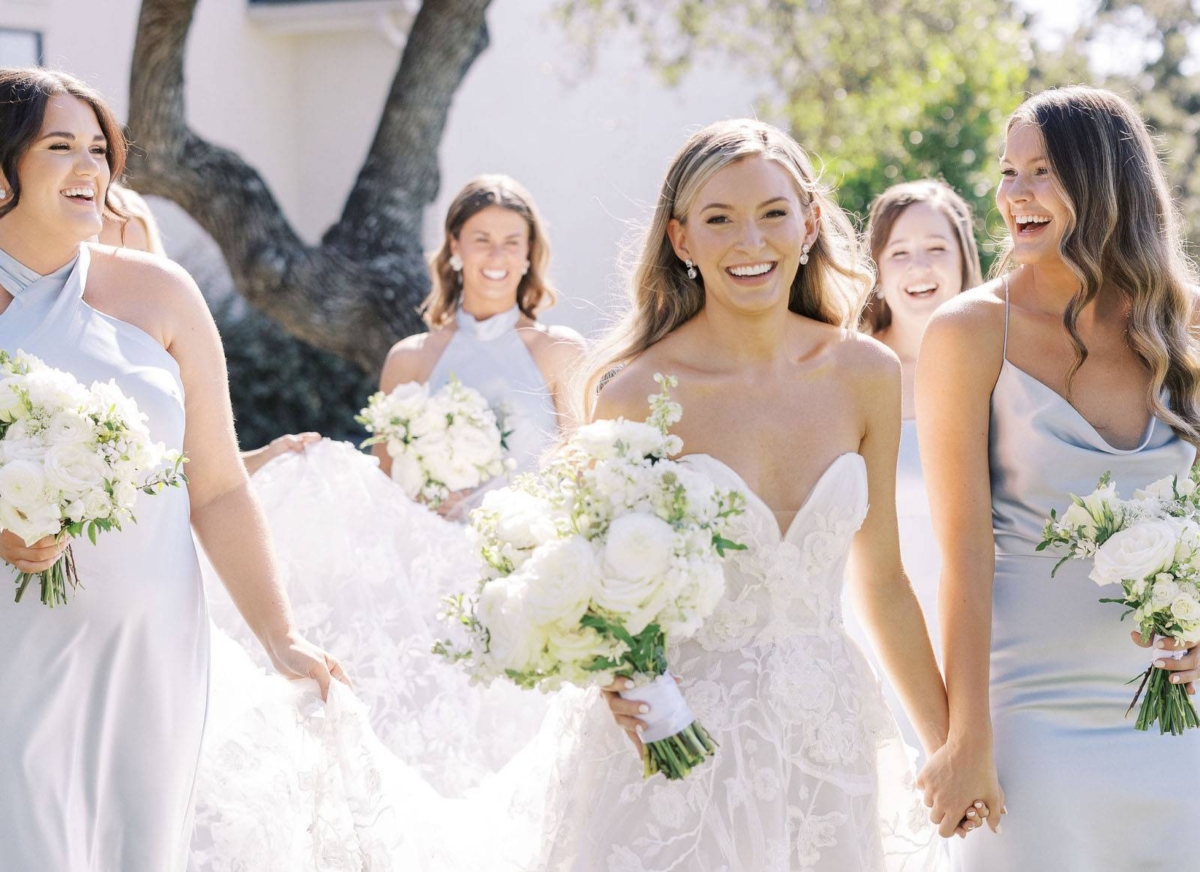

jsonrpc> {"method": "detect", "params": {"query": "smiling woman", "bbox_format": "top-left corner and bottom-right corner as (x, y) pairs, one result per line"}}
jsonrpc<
(0, 67), (344, 872)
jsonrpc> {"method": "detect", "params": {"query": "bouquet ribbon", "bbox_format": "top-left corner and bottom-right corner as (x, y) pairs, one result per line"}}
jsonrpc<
(1149, 641), (1189, 666)
(621, 675), (696, 743)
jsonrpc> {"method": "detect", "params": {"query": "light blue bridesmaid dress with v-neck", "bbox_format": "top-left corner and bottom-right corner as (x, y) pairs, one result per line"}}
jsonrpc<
(0, 244), (208, 872)
(953, 282), (1200, 871)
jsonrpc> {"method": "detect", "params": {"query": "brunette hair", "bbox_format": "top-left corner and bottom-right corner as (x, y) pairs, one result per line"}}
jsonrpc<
(422, 174), (555, 328)
(0, 67), (127, 221)
(860, 179), (982, 334)
(998, 86), (1200, 444)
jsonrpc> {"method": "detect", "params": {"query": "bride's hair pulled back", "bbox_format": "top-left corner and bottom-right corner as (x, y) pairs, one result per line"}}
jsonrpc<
(577, 119), (872, 418)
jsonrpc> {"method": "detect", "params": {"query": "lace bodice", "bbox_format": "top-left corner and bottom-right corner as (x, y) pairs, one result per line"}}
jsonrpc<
(686, 452), (869, 650)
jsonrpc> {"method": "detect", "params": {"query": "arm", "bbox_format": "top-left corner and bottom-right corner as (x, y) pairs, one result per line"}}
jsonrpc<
(914, 298), (1006, 835)
(156, 262), (345, 695)
(845, 344), (949, 755)
(241, 432), (322, 476)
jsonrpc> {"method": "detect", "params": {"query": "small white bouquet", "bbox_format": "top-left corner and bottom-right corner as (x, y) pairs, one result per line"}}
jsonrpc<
(437, 374), (746, 780)
(0, 350), (187, 607)
(357, 375), (511, 509)
(1039, 470), (1200, 734)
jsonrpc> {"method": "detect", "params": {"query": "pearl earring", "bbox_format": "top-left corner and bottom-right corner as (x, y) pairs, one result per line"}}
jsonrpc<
(449, 254), (463, 272)
(522, 261), (530, 276)
(684, 258), (698, 280)
(0, 188), (7, 199)
(799, 244), (810, 266)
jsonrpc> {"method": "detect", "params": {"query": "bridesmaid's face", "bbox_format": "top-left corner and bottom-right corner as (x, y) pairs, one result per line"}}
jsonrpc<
(450, 205), (531, 310)
(668, 155), (816, 316)
(7, 95), (110, 245)
(997, 121), (1070, 266)
(876, 202), (963, 331)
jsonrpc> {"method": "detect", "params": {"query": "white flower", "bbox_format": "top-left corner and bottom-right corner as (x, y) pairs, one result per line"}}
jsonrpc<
(43, 443), (108, 497)
(1082, 482), (1120, 518)
(1180, 478), (1198, 498)
(0, 377), (26, 423)
(1061, 502), (1097, 537)
(484, 489), (556, 550)
(522, 535), (600, 625)
(1151, 577), (1181, 611)
(1134, 476), (1178, 502)
(603, 513), (676, 582)
(1089, 520), (1178, 587)
(545, 622), (625, 672)
(0, 459), (49, 511)
(0, 499), (60, 545)
(388, 446), (425, 499)
(113, 481), (138, 511)
(572, 419), (667, 461)
(43, 409), (93, 447)
(81, 489), (112, 520)
(1170, 593), (1200, 623)
(476, 575), (546, 673)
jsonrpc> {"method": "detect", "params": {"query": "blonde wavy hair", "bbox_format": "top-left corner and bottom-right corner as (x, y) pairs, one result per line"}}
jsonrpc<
(997, 86), (1200, 444)
(860, 179), (983, 334)
(422, 174), (556, 328)
(578, 119), (873, 418)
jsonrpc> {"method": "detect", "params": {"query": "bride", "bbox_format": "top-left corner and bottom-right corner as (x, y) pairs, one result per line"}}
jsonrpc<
(534, 119), (983, 870)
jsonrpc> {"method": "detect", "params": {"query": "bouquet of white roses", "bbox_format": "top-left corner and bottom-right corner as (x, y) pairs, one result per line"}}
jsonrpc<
(357, 375), (511, 509)
(0, 350), (187, 607)
(437, 374), (746, 780)
(1039, 470), (1200, 734)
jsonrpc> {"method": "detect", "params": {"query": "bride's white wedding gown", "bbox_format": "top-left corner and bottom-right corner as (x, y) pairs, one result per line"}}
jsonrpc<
(534, 453), (940, 871)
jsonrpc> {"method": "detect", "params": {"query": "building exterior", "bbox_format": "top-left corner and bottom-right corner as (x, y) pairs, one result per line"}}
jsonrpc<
(0, 0), (763, 335)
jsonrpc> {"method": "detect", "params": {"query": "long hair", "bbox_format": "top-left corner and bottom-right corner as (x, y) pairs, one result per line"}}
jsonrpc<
(0, 67), (127, 222)
(996, 86), (1200, 444)
(422, 174), (556, 328)
(860, 179), (983, 334)
(578, 119), (873, 418)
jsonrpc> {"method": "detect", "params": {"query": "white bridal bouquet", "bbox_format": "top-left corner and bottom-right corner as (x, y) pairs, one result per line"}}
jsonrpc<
(357, 375), (511, 509)
(437, 374), (746, 780)
(0, 350), (187, 607)
(1039, 471), (1200, 734)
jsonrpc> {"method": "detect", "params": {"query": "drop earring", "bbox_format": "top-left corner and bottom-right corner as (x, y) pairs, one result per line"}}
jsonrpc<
(799, 244), (810, 266)
(684, 258), (698, 280)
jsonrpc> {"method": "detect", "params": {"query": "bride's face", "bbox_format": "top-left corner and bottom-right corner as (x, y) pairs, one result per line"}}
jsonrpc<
(668, 155), (815, 316)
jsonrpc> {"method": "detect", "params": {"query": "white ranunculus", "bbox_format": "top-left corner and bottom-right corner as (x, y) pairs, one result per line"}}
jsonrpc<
(1089, 520), (1179, 587)
(522, 535), (600, 625)
(1134, 476), (1178, 502)
(1170, 593), (1200, 623)
(1151, 577), (1182, 611)
(1180, 477), (1198, 498)
(113, 481), (138, 511)
(573, 419), (667, 461)
(81, 489), (112, 520)
(384, 381), (430, 419)
(1060, 502), (1097, 536)
(0, 499), (61, 546)
(545, 623), (626, 673)
(88, 379), (144, 430)
(0, 459), (49, 511)
(44, 410), (93, 447)
(0, 377), (26, 423)
(43, 443), (108, 497)
(484, 489), (556, 550)
(603, 512), (676, 582)
(409, 405), (450, 440)
(388, 446), (426, 499)
(592, 571), (669, 634)
(25, 368), (88, 412)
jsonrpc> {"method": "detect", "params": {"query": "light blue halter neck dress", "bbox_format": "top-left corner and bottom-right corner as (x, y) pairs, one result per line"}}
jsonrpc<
(0, 244), (208, 872)
(427, 305), (559, 474)
(953, 282), (1200, 871)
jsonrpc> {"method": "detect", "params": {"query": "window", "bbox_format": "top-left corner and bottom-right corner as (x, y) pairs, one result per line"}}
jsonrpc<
(0, 28), (42, 67)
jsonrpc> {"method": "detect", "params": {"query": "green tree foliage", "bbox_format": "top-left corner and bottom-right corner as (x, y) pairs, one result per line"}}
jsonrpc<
(556, 0), (1033, 260)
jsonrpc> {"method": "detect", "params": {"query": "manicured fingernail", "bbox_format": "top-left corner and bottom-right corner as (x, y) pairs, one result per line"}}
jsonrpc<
(635, 724), (644, 733)
(1156, 640), (1166, 649)
(1172, 675), (1181, 683)
(638, 704), (650, 714)
(624, 679), (634, 690)
(1155, 660), (1167, 668)
(967, 810), (976, 818)
(974, 801), (984, 808)
(966, 824), (975, 831)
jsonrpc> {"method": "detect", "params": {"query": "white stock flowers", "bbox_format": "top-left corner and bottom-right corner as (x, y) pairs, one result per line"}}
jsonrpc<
(1039, 470), (1200, 734)
(357, 374), (512, 508)
(437, 374), (747, 781)
(0, 350), (187, 607)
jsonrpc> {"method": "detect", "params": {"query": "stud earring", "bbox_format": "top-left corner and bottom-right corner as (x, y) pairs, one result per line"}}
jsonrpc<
(522, 261), (530, 276)
(449, 254), (463, 272)
(799, 244), (810, 266)
(0, 188), (7, 199)
(684, 258), (698, 280)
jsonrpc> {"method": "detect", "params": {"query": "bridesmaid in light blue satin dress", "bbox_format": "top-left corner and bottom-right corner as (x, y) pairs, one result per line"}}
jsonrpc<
(0, 69), (342, 872)
(917, 86), (1200, 870)
(849, 180), (983, 764)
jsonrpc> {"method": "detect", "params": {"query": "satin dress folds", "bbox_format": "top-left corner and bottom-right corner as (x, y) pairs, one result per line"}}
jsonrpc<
(0, 245), (208, 872)
(953, 291), (1200, 871)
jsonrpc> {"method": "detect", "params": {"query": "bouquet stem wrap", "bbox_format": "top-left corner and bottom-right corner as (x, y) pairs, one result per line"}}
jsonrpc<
(621, 675), (716, 779)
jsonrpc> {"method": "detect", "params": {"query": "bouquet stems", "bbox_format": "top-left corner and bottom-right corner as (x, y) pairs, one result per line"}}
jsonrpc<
(13, 545), (78, 608)
(642, 720), (718, 780)
(1130, 665), (1200, 735)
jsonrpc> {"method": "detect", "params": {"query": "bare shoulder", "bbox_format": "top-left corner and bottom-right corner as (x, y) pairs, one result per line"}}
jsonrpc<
(593, 351), (671, 423)
(925, 279), (1006, 342)
(379, 328), (451, 388)
(86, 244), (204, 330)
(89, 243), (195, 296)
